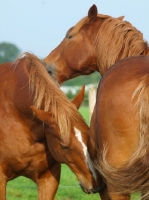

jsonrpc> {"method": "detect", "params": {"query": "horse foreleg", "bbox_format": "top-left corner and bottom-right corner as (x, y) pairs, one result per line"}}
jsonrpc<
(37, 163), (61, 200)
(0, 183), (6, 200)
(109, 193), (130, 200)
(0, 169), (6, 200)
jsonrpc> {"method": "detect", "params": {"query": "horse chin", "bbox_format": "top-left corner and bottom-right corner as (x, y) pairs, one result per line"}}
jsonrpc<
(79, 180), (106, 194)
(79, 184), (99, 194)
(79, 184), (91, 194)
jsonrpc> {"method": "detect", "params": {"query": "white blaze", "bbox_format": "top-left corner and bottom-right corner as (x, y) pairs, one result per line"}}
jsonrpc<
(75, 127), (87, 157)
(74, 127), (97, 180)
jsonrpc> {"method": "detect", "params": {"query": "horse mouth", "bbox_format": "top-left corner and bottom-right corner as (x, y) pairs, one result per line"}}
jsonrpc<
(79, 180), (106, 194)
(79, 184), (98, 194)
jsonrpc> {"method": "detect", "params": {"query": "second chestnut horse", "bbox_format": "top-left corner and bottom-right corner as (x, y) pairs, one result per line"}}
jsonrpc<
(93, 55), (149, 200)
(43, 4), (149, 199)
(0, 53), (100, 200)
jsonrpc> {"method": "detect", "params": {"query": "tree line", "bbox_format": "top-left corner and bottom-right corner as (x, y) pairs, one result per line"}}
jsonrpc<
(0, 42), (21, 64)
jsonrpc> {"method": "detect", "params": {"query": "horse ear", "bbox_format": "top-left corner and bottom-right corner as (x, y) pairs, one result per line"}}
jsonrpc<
(30, 106), (60, 137)
(30, 106), (54, 124)
(117, 16), (125, 21)
(72, 86), (85, 109)
(88, 4), (98, 21)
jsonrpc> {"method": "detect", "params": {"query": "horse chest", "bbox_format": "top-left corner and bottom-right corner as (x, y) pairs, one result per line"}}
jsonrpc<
(0, 113), (50, 179)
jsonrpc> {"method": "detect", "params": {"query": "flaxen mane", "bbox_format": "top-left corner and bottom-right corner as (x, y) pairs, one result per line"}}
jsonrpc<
(67, 14), (110, 38)
(17, 53), (88, 139)
(68, 13), (149, 75)
(95, 18), (149, 74)
(94, 76), (149, 199)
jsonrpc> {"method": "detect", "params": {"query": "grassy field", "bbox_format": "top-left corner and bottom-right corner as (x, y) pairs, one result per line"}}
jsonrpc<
(79, 106), (90, 124)
(6, 166), (140, 200)
(7, 165), (101, 200)
(6, 107), (140, 199)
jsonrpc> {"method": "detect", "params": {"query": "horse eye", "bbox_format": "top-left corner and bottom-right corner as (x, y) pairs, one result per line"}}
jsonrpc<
(66, 34), (73, 39)
(60, 144), (69, 150)
(47, 69), (51, 74)
(66, 26), (74, 39)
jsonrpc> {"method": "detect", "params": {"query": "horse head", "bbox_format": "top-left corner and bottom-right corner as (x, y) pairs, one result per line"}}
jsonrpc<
(30, 86), (100, 194)
(43, 4), (101, 84)
(43, 4), (148, 84)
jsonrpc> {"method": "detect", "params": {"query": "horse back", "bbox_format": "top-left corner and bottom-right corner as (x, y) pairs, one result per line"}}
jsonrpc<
(95, 55), (149, 167)
(0, 58), (34, 113)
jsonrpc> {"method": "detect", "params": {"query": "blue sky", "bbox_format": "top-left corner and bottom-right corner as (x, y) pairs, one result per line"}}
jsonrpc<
(1, 0), (149, 59)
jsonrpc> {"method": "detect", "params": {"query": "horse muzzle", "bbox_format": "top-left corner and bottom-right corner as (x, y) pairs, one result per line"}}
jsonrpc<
(79, 183), (104, 194)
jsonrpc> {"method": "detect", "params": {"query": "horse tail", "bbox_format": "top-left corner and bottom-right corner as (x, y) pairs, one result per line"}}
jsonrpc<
(94, 75), (149, 199)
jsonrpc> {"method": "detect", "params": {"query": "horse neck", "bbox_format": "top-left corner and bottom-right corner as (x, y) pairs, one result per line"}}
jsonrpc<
(96, 46), (149, 77)
(95, 18), (149, 76)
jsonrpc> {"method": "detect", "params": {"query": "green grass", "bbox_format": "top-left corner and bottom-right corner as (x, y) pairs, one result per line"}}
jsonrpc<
(6, 165), (100, 200)
(6, 107), (140, 199)
(6, 166), (141, 200)
(7, 177), (37, 199)
(79, 106), (90, 125)
(56, 165), (100, 200)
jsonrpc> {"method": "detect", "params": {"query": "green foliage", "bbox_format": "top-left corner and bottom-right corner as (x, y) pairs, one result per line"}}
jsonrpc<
(66, 90), (75, 100)
(63, 72), (101, 87)
(0, 42), (21, 64)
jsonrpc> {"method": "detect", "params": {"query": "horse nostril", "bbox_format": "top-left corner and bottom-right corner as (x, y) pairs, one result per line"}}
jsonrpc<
(48, 69), (53, 75)
(42, 61), (54, 75)
(79, 184), (91, 194)
(90, 188), (97, 194)
(45, 65), (54, 77)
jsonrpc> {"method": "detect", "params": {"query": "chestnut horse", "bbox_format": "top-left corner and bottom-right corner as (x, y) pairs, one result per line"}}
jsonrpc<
(43, 4), (149, 85)
(93, 55), (149, 200)
(0, 53), (100, 200)
(43, 4), (149, 199)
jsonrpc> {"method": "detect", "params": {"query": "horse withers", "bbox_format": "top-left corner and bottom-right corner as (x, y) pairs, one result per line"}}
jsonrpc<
(43, 4), (149, 85)
(0, 53), (100, 200)
(91, 55), (149, 200)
